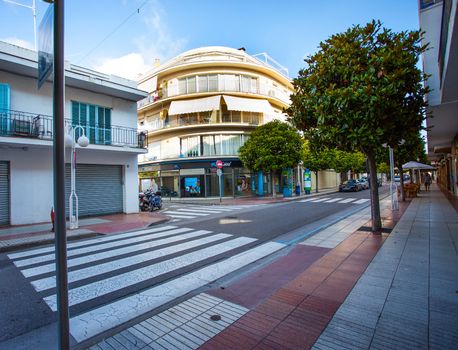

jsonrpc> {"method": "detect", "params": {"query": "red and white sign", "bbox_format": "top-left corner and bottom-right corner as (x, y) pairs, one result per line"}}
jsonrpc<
(216, 159), (223, 169)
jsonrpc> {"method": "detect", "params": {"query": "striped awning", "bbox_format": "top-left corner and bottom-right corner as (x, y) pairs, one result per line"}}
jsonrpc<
(168, 95), (221, 115)
(222, 95), (275, 115)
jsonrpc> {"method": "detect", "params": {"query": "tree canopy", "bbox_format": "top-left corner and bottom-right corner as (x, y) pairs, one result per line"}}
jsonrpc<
(239, 120), (303, 173)
(287, 20), (428, 231)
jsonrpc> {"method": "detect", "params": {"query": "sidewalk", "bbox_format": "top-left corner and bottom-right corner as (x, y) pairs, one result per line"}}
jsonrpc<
(88, 185), (458, 350)
(0, 187), (338, 252)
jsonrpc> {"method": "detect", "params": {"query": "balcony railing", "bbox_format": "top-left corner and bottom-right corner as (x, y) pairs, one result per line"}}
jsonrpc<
(0, 109), (147, 149)
(137, 83), (291, 109)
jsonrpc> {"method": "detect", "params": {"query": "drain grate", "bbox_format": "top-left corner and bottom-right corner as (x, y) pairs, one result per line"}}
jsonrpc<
(358, 226), (393, 233)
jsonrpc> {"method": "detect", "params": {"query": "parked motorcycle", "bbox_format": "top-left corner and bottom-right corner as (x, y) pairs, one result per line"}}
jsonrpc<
(139, 190), (162, 211)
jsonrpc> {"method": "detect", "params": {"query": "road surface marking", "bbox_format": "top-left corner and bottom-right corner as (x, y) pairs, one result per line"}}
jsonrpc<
(69, 241), (285, 342)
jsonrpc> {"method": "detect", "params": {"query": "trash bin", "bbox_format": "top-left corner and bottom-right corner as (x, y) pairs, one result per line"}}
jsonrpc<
(295, 185), (300, 196)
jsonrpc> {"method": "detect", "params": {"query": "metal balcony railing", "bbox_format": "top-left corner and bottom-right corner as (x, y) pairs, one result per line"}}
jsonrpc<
(0, 109), (147, 149)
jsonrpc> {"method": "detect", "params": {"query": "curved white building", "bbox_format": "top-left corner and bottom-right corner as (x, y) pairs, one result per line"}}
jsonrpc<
(137, 46), (293, 198)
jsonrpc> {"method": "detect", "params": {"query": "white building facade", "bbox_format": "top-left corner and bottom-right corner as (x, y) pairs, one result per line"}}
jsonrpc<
(419, 0), (458, 196)
(137, 47), (296, 198)
(0, 42), (147, 226)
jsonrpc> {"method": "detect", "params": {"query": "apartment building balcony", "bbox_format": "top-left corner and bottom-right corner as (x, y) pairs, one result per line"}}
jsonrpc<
(0, 109), (147, 151)
(137, 83), (291, 111)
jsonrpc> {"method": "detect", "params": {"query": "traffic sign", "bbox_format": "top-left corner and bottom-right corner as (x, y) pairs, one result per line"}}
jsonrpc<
(216, 160), (223, 169)
(216, 169), (222, 176)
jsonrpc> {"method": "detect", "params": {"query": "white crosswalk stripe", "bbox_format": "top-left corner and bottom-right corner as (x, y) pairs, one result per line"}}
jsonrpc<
(353, 198), (370, 204)
(324, 197), (344, 203)
(298, 197), (370, 205)
(8, 225), (285, 344)
(163, 204), (260, 222)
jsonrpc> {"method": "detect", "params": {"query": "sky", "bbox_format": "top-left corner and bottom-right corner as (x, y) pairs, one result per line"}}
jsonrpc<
(0, 0), (420, 81)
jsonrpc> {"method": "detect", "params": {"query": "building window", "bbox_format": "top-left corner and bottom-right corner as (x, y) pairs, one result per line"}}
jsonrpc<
(71, 101), (111, 145)
(177, 74), (257, 95)
(178, 76), (197, 94)
(181, 136), (200, 157)
(202, 135), (221, 156)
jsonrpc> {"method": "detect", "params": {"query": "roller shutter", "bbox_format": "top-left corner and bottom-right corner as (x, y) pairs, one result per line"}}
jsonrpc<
(0, 161), (10, 226)
(65, 164), (123, 217)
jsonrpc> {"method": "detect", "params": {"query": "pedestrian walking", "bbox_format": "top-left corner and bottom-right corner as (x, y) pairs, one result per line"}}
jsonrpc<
(424, 173), (432, 192)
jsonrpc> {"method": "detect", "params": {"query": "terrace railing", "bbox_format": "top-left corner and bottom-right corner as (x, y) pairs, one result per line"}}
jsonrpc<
(0, 109), (147, 149)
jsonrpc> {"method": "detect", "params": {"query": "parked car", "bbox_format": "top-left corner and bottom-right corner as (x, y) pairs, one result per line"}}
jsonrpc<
(339, 179), (361, 192)
(358, 179), (369, 190)
(394, 174), (410, 184)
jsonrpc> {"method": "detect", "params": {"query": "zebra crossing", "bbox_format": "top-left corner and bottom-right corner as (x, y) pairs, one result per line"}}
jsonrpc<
(163, 204), (261, 222)
(7, 225), (285, 343)
(299, 197), (370, 205)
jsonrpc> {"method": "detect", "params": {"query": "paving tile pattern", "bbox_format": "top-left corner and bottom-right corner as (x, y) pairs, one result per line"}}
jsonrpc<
(313, 188), (458, 350)
(200, 230), (387, 349)
(88, 293), (248, 350)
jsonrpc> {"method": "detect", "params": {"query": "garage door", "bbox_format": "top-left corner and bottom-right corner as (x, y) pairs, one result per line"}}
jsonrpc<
(66, 164), (123, 217)
(0, 161), (9, 226)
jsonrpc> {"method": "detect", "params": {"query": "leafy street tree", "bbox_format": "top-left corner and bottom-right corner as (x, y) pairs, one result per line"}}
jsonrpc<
(287, 20), (428, 232)
(239, 120), (303, 196)
(302, 140), (334, 192)
(332, 150), (366, 181)
(393, 133), (427, 201)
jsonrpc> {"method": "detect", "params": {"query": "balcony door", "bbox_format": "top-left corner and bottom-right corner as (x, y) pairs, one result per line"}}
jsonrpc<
(0, 83), (10, 135)
(72, 101), (111, 145)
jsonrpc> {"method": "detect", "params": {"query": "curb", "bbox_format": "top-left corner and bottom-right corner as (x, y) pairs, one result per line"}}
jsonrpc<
(0, 231), (100, 253)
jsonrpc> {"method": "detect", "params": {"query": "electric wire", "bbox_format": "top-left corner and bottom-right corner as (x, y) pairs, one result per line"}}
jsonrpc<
(77, 0), (151, 65)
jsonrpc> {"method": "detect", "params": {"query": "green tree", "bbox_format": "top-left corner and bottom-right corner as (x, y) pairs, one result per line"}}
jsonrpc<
(393, 133), (427, 201)
(302, 140), (334, 192)
(287, 20), (428, 232)
(239, 120), (303, 196)
(331, 150), (366, 181)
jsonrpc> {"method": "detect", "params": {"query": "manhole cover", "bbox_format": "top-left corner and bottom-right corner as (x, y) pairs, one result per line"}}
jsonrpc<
(210, 314), (221, 321)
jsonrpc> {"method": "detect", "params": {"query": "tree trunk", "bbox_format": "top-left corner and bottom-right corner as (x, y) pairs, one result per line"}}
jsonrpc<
(367, 152), (382, 232)
(271, 170), (276, 197)
(315, 171), (319, 193)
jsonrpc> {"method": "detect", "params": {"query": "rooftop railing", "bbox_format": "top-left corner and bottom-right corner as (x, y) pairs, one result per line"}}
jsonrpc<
(0, 109), (147, 149)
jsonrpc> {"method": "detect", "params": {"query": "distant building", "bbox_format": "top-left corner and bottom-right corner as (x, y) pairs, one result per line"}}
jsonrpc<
(419, 0), (458, 196)
(137, 46), (297, 198)
(0, 41), (147, 226)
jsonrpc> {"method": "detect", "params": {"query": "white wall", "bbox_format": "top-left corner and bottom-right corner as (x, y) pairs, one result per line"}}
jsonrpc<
(0, 147), (54, 225)
(0, 146), (139, 225)
(420, 3), (443, 106)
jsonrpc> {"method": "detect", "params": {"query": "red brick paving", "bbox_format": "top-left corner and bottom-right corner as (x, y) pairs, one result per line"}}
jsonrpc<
(209, 245), (330, 309)
(199, 201), (412, 349)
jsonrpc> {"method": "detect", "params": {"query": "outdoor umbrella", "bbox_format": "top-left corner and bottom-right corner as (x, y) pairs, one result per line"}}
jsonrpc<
(402, 161), (435, 170)
(402, 161), (435, 185)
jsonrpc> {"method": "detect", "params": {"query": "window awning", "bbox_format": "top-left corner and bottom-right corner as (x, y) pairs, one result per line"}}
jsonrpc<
(168, 95), (221, 115)
(222, 95), (275, 115)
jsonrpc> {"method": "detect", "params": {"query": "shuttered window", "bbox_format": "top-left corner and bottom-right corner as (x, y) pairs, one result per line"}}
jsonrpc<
(71, 101), (111, 145)
(0, 83), (11, 135)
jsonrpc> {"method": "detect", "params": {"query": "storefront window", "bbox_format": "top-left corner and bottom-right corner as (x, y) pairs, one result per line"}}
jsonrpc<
(181, 176), (204, 197)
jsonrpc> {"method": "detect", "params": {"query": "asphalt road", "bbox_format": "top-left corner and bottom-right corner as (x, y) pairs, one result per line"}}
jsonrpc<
(173, 188), (387, 242)
(0, 186), (388, 347)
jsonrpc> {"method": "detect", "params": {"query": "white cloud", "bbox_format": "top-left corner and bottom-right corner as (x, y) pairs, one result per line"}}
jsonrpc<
(90, 2), (186, 81)
(1, 37), (34, 50)
(94, 53), (150, 80)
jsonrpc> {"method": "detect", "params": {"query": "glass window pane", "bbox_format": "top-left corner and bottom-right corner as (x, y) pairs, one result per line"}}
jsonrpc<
(208, 75), (218, 91)
(178, 78), (186, 94)
(241, 76), (250, 92)
(231, 111), (241, 123)
(187, 76), (196, 93)
(198, 76), (208, 92)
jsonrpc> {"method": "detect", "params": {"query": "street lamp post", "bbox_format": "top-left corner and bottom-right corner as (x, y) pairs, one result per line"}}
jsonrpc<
(383, 140), (404, 211)
(65, 125), (89, 229)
